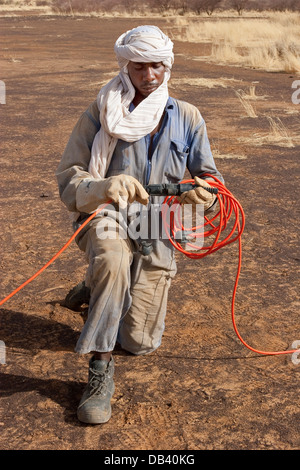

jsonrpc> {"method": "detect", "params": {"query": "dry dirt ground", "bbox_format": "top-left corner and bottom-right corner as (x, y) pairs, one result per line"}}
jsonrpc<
(0, 13), (299, 451)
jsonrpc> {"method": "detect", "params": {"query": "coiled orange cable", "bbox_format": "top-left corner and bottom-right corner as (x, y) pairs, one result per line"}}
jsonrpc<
(161, 174), (299, 356)
(0, 178), (299, 357)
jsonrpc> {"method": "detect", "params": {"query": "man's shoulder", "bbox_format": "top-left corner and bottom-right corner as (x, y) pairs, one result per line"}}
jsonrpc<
(83, 100), (100, 129)
(168, 96), (202, 121)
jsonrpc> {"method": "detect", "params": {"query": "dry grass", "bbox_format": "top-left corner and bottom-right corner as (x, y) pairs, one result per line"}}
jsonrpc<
(169, 76), (242, 89)
(238, 115), (296, 148)
(176, 11), (300, 74)
(0, 0), (53, 15)
(212, 150), (248, 160)
(233, 87), (298, 147)
(262, 116), (295, 147)
(234, 89), (258, 118)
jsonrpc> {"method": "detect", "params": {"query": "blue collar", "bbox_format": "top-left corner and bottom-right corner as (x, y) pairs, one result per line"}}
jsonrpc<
(129, 96), (174, 113)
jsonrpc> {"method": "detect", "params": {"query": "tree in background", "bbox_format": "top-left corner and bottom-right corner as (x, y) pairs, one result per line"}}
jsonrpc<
(48, 0), (300, 14)
(153, 0), (174, 13)
(192, 0), (222, 16)
(272, 0), (300, 11)
(231, 0), (247, 15)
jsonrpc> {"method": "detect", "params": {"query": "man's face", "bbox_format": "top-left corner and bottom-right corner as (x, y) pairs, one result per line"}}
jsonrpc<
(127, 61), (165, 103)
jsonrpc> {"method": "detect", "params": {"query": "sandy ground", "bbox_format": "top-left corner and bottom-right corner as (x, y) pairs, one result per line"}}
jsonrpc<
(0, 13), (299, 451)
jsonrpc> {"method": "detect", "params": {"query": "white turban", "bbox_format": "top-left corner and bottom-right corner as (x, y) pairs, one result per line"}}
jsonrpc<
(88, 26), (174, 181)
(114, 25), (174, 70)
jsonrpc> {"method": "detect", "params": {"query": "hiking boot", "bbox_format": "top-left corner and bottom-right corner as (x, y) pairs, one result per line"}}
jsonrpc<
(64, 281), (90, 311)
(77, 356), (115, 424)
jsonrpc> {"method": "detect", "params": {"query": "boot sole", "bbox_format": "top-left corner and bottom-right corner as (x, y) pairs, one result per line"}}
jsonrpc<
(77, 407), (111, 424)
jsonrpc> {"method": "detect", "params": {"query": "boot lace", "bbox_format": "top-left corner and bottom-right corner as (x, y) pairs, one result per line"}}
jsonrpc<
(88, 366), (111, 398)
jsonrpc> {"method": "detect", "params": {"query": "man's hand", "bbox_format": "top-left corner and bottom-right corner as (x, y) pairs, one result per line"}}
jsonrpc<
(105, 175), (149, 208)
(178, 176), (216, 211)
(76, 175), (149, 213)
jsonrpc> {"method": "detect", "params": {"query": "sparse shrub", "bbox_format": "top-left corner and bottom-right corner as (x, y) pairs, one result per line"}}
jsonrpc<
(191, 0), (222, 16)
(231, 0), (247, 16)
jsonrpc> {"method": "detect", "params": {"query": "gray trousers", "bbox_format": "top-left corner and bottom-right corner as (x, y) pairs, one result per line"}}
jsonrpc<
(74, 216), (177, 355)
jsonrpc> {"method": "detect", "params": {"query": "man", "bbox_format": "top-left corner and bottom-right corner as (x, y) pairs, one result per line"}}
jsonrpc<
(56, 25), (223, 424)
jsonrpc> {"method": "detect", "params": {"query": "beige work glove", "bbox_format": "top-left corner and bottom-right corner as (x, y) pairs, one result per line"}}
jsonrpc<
(76, 175), (149, 213)
(178, 176), (216, 211)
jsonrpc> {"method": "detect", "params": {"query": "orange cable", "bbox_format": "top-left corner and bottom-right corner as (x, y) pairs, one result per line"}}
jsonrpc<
(161, 175), (299, 356)
(0, 181), (299, 358)
(0, 203), (110, 307)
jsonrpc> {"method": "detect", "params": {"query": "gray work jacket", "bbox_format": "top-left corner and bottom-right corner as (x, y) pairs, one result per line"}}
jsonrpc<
(56, 96), (224, 218)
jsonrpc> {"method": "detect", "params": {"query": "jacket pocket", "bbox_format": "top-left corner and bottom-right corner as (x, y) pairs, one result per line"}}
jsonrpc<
(164, 139), (189, 182)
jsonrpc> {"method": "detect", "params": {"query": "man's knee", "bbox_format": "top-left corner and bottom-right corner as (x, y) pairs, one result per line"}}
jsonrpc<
(85, 236), (133, 294)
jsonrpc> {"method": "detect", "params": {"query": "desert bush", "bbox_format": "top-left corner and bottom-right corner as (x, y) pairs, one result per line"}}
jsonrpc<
(271, 0), (300, 12)
(191, 0), (222, 15)
(153, 0), (174, 12)
(230, 0), (247, 15)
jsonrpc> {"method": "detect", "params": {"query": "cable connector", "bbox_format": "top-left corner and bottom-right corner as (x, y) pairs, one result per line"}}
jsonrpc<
(145, 183), (218, 196)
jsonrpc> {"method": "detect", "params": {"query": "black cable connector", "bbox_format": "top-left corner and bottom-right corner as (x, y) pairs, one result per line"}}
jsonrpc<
(145, 183), (218, 196)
